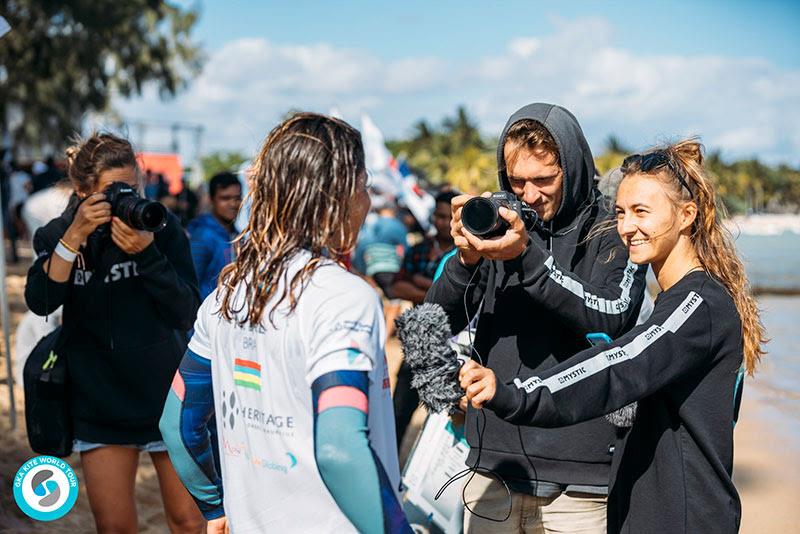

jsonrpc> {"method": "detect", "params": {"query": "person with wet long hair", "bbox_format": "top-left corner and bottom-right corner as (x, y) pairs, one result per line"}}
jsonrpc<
(160, 113), (411, 533)
(460, 138), (767, 533)
(25, 133), (203, 533)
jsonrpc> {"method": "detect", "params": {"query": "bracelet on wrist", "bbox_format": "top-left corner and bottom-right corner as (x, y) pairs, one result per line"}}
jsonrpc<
(58, 238), (79, 255)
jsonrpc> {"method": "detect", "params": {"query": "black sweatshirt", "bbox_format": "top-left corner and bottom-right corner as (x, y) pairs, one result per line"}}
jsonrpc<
(488, 271), (744, 533)
(426, 103), (648, 489)
(25, 201), (200, 444)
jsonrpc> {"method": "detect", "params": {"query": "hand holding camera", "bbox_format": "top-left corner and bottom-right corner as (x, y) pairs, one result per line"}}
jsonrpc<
(451, 191), (530, 265)
(64, 193), (112, 247)
(66, 182), (167, 254)
(111, 216), (154, 254)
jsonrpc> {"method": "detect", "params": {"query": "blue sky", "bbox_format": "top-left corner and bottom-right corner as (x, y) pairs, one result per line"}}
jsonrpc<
(192, 0), (800, 67)
(115, 0), (800, 164)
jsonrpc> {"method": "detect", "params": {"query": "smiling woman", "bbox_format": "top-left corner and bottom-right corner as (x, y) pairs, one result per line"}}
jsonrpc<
(460, 138), (768, 533)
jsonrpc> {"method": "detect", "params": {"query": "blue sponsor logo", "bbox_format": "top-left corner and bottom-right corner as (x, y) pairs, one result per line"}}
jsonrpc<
(13, 456), (79, 521)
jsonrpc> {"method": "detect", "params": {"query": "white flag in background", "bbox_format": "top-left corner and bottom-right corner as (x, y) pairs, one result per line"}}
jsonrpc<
(0, 16), (10, 38)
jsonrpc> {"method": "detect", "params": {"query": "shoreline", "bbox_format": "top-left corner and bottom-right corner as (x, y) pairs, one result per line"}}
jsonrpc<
(727, 213), (800, 236)
(752, 286), (800, 296)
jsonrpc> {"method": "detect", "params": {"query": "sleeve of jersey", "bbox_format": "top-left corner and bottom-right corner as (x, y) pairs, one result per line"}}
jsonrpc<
(312, 371), (412, 534)
(304, 279), (384, 385)
(487, 288), (713, 427)
(187, 296), (213, 360)
(159, 349), (224, 520)
(424, 254), (489, 335)
(513, 231), (648, 337)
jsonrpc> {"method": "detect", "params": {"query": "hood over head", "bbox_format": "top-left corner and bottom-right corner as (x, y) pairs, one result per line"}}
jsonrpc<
(496, 103), (597, 230)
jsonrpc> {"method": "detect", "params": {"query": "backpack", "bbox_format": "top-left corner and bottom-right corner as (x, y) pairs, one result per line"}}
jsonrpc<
(23, 325), (72, 457)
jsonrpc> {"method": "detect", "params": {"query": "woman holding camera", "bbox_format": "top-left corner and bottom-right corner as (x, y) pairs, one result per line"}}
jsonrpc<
(25, 133), (203, 533)
(459, 139), (766, 533)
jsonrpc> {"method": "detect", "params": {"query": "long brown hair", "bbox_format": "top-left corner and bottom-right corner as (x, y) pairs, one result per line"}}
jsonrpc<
(217, 112), (365, 327)
(622, 138), (766, 374)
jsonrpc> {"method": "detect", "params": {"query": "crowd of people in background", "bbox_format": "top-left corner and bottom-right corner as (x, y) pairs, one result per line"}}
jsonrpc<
(0, 157), (208, 259)
(0, 147), (460, 356)
(5, 102), (764, 534)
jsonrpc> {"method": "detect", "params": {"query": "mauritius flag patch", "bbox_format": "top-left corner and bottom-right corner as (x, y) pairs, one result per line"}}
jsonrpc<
(234, 358), (262, 391)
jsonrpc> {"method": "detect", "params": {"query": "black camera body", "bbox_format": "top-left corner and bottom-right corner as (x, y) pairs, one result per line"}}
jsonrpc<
(103, 182), (168, 233)
(461, 191), (540, 238)
(87, 182), (168, 251)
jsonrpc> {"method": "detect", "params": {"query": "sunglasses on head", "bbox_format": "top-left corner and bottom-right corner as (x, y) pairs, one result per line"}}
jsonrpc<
(621, 151), (694, 199)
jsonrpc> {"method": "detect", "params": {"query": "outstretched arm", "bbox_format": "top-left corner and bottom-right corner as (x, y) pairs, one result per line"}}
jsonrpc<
(461, 287), (715, 427)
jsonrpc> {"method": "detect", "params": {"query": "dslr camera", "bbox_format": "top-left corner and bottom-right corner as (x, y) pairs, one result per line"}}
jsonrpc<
(103, 181), (168, 232)
(461, 191), (540, 238)
(90, 182), (168, 244)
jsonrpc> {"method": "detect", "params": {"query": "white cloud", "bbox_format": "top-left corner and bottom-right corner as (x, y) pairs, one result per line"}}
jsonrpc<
(508, 37), (540, 58)
(112, 18), (800, 165)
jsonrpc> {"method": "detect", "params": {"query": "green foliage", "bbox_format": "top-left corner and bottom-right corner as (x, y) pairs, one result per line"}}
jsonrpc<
(387, 108), (799, 213)
(706, 153), (800, 214)
(201, 151), (248, 181)
(0, 0), (204, 153)
(597, 141), (800, 214)
(595, 135), (630, 176)
(388, 105), (496, 194)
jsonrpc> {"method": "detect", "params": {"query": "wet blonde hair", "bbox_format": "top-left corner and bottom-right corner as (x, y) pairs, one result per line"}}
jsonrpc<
(621, 138), (766, 374)
(217, 112), (365, 328)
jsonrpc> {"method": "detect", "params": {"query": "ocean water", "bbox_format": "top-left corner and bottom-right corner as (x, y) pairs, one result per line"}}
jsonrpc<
(735, 232), (800, 441)
(735, 232), (800, 291)
(751, 296), (800, 428)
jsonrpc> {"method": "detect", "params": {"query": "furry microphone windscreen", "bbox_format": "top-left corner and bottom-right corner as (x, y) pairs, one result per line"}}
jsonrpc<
(395, 303), (463, 414)
(605, 402), (637, 428)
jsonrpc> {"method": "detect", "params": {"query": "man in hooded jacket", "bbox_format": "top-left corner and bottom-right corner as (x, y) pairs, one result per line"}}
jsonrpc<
(426, 103), (648, 532)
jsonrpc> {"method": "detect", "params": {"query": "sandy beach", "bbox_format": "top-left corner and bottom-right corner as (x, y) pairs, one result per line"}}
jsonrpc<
(1, 247), (799, 533)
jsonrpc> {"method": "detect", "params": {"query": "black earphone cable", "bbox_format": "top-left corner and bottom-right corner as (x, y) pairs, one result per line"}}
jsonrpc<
(432, 259), (514, 523)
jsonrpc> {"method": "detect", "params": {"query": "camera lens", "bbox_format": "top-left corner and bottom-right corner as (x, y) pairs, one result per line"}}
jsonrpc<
(115, 195), (167, 232)
(134, 201), (167, 232)
(462, 197), (499, 236)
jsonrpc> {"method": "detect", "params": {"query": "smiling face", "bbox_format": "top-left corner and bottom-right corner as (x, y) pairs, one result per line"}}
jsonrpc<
(615, 173), (696, 268)
(503, 143), (563, 222)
